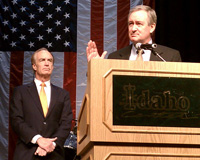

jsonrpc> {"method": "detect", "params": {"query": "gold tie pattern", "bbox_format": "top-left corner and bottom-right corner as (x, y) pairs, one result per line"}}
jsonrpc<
(39, 83), (48, 117)
(136, 49), (144, 61)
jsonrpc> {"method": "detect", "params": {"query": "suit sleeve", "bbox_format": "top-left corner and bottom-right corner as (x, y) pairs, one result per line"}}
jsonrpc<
(10, 87), (39, 145)
(51, 90), (73, 148)
(172, 50), (182, 62)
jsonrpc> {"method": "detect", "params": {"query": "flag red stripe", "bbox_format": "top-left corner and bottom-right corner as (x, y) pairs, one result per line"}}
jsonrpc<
(117, 0), (130, 50)
(91, 0), (104, 55)
(9, 51), (24, 160)
(63, 52), (77, 126)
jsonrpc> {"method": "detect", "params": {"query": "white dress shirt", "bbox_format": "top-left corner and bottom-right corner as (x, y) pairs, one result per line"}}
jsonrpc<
(129, 40), (152, 61)
(34, 78), (51, 108)
(31, 78), (56, 146)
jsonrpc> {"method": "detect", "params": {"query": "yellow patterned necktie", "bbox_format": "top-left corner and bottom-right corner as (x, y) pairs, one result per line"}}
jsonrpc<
(39, 82), (48, 117)
(136, 49), (144, 61)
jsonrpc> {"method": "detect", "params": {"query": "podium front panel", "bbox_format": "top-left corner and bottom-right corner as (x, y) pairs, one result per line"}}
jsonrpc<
(113, 75), (200, 128)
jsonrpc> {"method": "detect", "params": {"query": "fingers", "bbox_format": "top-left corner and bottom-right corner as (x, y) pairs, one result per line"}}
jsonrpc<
(35, 147), (47, 156)
(36, 137), (56, 153)
(87, 40), (96, 54)
(87, 40), (108, 62)
(101, 51), (107, 59)
(88, 40), (96, 49)
(49, 137), (57, 142)
(86, 46), (90, 61)
(87, 40), (97, 53)
(86, 41), (92, 62)
(86, 40), (100, 62)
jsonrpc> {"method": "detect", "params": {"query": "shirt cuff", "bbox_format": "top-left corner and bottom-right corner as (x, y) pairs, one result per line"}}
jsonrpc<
(31, 135), (42, 144)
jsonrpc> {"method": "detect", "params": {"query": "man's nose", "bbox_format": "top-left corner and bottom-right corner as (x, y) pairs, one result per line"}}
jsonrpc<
(44, 60), (49, 65)
(131, 24), (137, 31)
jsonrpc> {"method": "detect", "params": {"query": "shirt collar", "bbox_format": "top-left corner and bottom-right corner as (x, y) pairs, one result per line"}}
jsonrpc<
(132, 39), (153, 54)
(34, 78), (51, 87)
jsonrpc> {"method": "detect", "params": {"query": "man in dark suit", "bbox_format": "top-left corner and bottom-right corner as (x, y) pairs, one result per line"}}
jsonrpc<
(86, 5), (181, 62)
(107, 44), (181, 62)
(10, 48), (72, 160)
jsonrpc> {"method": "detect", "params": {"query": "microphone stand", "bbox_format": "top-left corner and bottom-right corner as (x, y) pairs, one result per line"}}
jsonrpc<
(151, 49), (166, 62)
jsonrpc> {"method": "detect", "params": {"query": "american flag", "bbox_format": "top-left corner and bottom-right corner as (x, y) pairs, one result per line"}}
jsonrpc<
(0, 0), (76, 52)
(0, 0), (154, 159)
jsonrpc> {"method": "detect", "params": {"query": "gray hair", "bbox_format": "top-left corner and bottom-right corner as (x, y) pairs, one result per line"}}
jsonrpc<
(128, 5), (157, 26)
(31, 47), (54, 65)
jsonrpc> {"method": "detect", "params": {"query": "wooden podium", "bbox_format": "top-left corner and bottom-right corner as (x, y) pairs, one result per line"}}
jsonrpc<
(77, 59), (200, 160)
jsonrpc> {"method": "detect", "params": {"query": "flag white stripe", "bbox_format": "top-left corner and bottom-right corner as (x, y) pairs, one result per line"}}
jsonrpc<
(0, 52), (10, 160)
(131, 0), (143, 9)
(23, 51), (34, 85)
(104, 0), (117, 56)
(76, 0), (91, 118)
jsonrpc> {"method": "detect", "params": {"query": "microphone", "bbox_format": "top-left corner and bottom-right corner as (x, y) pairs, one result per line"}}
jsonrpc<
(136, 42), (166, 62)
(135, 43), (157, 50)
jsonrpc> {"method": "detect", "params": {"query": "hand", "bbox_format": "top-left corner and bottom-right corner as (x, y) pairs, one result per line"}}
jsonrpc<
(86, 40), (107, 62)
(34, 146), (47, 156)
(36, 137), (57, 153)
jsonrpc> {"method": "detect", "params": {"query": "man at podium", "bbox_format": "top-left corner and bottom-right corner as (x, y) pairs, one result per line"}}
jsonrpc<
(86, 5), (182, 62)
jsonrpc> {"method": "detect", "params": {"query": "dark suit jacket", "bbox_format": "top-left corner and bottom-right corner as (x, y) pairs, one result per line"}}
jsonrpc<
(107, 44), (182, 62)
(10, 82), (72, 160)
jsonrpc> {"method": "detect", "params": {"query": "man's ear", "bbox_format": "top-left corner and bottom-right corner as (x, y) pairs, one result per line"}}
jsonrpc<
(150, 23), (156, 33)
(32, 64), (36, 71)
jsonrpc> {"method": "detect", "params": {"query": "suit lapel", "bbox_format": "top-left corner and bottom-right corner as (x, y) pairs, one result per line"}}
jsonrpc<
(47, 84), (58, 117)
(118, 45), (132, 60)
(150, 45), (164, 61)
(27, 82), (44, 116)
(150, 52), (161, 61)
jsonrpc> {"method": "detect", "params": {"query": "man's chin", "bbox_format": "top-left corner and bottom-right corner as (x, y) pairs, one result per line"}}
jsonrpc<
(129, 38), (139, 43)
(41, 73), (51, 78)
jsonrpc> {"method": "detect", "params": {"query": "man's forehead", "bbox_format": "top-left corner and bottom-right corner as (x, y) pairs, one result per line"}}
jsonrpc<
(36, 50), (53, 58)
(129, 10), (148, 19)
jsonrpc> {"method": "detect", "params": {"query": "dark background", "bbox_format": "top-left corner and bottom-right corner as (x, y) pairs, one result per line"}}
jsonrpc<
(155, 0), (200, 62)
